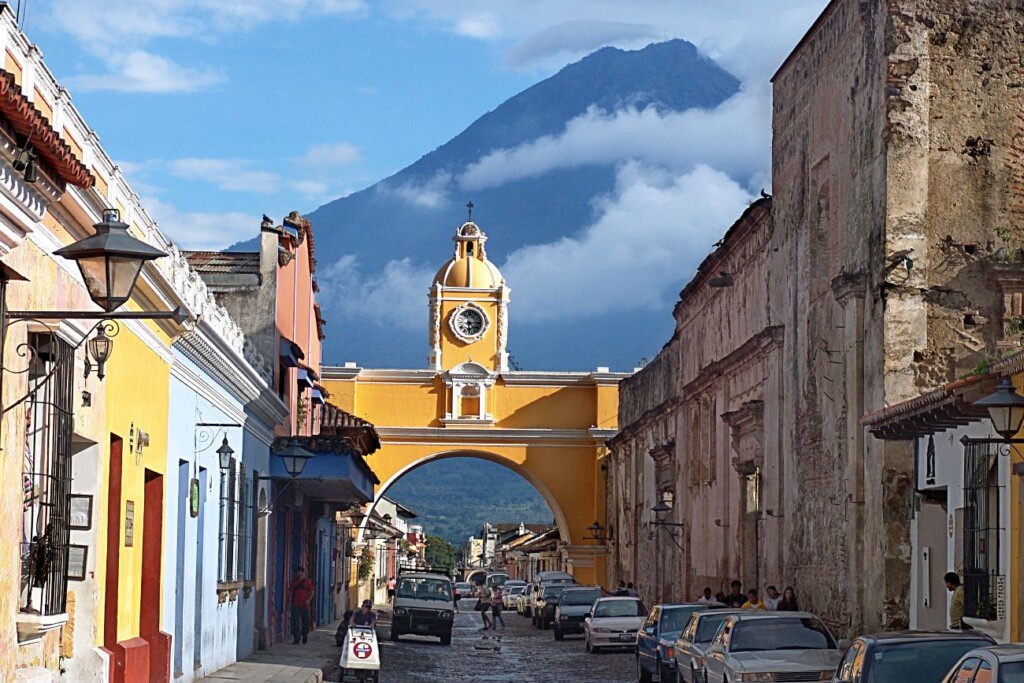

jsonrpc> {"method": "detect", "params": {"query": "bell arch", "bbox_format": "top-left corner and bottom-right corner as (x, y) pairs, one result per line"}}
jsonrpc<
(358, 449), (572, 545)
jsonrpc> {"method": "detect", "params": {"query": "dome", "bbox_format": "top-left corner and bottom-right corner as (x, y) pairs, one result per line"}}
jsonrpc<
(433, 255), (504, 288)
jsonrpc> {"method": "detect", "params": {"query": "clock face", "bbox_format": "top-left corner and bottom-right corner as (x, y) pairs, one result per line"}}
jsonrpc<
(456, 309), (484, 337)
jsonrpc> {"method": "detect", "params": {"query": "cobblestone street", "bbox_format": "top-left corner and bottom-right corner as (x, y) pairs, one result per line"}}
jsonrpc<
(357, 602), (635, 683)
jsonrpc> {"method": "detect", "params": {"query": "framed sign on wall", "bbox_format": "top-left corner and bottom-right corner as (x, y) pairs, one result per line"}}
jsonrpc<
(69, 494), (93, 530)
(125, 500), (134, 547)
(67, 545), (88, 581)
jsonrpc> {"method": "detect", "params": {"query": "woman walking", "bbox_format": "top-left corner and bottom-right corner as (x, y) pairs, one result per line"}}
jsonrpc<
(477, 584), (492, 630)
(491, 586), (505, 630)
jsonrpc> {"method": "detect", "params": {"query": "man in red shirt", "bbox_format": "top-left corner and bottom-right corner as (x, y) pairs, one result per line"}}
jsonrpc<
(289, 566), (315, 644)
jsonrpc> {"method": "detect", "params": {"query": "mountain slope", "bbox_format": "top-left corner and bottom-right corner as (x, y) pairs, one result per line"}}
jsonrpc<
(234, 39), (740, 371)
(385, 458), (554, 545)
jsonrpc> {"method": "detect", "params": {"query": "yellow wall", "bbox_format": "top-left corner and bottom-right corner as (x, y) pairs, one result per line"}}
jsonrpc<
(97, 323), (171, 644)
(439, 296), (501, 371)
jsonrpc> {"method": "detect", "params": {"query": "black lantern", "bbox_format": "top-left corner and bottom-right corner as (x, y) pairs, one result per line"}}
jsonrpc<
(587, 521), (604, 537)
(276, 443), (313, 477)
(216, 436), (235, 471)
(86, 326), (113, 379)
(651, 499), (671, 521)
(975, 378), (1024, 441)
(54, 208), (168, 312)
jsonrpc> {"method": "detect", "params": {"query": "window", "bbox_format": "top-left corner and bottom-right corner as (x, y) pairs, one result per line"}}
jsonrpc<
(963, 440), (1001, 620)
(951, 658), (980, 683)
(219, 459), (245, 583)
(728, 617), (836, 652)
(20, 333), (75, 617)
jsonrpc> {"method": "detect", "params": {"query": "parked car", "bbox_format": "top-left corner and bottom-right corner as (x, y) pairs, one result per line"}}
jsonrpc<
(703, 611), (843, 683)
(519, 583), (535, 616)
(553, 586), (604, 640)
(942, 644), (1024, 683)
(674, 609), (745, 683)
(583, 596), (648, 653)
(389, 573), (456, 645)
(830, 631), (997, 683)
(531, 574), (576, 620)
(486, 572), (510, 589)
(504, 584), (526, 609)
(636, 604), (713, 683)
(535, 584), (570, 628)
(453, 581), (472, 602)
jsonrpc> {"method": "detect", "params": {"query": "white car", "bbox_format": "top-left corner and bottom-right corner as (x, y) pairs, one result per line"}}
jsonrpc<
(583, 596), (648, 653)
(674, 609), (744, 683)
(703, 611), (843, 683)
(942, 644), (1024, 683)
(518, 584), (534, 616)
(504, 584), (525, 609)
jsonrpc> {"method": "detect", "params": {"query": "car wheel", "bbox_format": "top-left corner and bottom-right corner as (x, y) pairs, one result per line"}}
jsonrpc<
(554, 626), (564, 641)
(659, 660), (673, 683)
(389, 628), (400, 642)
(440, 633), (452, 646)
(637, 656), (653, 683)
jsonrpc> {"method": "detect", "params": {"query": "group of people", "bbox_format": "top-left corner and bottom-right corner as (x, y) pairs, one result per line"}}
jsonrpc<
(700, 581), (800, 611)
(473, 584), (506, 630)
(613, 580), (640, 596)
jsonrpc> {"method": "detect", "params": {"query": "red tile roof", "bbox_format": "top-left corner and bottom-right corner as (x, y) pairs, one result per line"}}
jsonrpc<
(183, 250), (260, 275)
(0, 70), (92, 189)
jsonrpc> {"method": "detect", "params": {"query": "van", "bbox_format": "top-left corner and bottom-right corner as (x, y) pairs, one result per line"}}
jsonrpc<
(485, 572), (509, 589)
(390, 572), (456, 645)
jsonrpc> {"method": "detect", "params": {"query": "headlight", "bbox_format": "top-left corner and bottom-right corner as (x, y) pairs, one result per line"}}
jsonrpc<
(819, 672), (835, 681)
(560, 615), (569, 620)
(440, 611), (453, 619)
(737, 674), (773, 682)
(394, 608), (407, 616)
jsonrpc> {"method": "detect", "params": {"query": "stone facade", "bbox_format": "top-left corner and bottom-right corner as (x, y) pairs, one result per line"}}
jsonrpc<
(608, 0), (1024, 637)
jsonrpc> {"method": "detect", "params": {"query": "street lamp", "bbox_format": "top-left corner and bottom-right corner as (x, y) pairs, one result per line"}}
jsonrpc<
(975, 378), (1024, 442)
(54, 208), (168, 312)
(276, 443), (313, 477)
(584, 521), (608, 542)
(651, 492), (685, 551)
(216, 436), (235, 471)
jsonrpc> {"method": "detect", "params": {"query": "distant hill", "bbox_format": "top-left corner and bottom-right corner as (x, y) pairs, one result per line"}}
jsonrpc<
(232, 39), (740, 371)
(385, 458), (554, 545)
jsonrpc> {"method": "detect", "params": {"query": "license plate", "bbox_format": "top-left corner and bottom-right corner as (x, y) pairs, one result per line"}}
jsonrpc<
(618, 633), (633, 642)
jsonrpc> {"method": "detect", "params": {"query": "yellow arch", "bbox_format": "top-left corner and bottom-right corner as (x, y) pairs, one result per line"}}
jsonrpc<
(364, 449), (571, 543)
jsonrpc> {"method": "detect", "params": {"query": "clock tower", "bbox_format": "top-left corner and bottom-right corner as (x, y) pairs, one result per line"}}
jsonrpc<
(429, 219), (509, 373)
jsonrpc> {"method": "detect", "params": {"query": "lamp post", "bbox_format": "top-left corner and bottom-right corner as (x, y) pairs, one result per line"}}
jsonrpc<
(975, 379), (1024, 442)
(584, 521), (608, 542)
(216, 436), (235, 471)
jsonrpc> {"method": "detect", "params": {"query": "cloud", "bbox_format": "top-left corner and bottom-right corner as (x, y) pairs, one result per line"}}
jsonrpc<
(459, 84), (771, 193)
(380, 171), (452, 209)
(506, 20), (660, 68)
(454, 15), (502, 39)
(299, 142), (363, 167)
(501, 164), (752, 322)
(64, 50), (224, 94)
(319, 255), (433, 330)
(142, 197), (259, 250)
(168, 158), (281, 193)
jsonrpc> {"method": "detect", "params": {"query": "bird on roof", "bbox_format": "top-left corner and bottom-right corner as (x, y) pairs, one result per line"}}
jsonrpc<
(760, 189), (772, 199)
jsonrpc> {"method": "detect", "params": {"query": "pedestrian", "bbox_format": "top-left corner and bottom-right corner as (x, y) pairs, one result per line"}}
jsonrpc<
(778, 586), (799, 611)
(726, 580), (746, 608)
(352, 599), (378, 627)
(386, 576), (396, 602)
(742, 588), (767, 610)
(491, 586), (505, 630)
(945, 572), (970, 629)
(288, 566), (315, 644)
(614, 579), (628, 596)
(626, 582), (639, 597)
(698, 587), (716, 604)
(477, 584), (493, 630)
(715, 591), (727, 605)
(764, 585), (781, 610)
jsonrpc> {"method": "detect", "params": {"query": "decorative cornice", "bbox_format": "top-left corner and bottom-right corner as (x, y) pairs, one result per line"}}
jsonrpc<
(376, 426), (610, 445)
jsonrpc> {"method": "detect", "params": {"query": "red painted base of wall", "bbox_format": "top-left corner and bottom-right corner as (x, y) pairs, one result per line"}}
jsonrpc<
(145, 631), (172, 683)
(101, 637), (150, 683)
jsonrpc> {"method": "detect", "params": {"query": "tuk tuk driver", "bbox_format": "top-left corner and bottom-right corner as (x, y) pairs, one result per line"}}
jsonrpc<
(352, 599), (377, 627)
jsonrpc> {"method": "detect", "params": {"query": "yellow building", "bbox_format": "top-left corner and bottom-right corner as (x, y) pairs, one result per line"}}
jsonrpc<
(323, 219), (629, 590)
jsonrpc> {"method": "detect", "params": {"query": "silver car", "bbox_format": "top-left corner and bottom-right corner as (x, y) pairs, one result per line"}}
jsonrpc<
(503, 584), (525, 609)
(674, 609), (744, 683)
(703, 611), (843, 683)
(942, 644), (1024, 683)
(583, 596), (648, 653)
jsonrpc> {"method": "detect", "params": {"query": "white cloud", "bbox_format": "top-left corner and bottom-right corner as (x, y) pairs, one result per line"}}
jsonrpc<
(380, 171), (452, 209)
(459, 84), (771, 193)
(142, 196), (259, 250)
(454, 15), (502, 39)
(168, 158), (281, 193)
(299, 142), (363, 167)
(502, 163), (752, 321)
(506, 20), (660, 68)
(64, 50), (224, 94)
(320, 255), (433, 330)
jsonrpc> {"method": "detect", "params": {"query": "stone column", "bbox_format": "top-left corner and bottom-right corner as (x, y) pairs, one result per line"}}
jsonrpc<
(723, 401), (765, 590)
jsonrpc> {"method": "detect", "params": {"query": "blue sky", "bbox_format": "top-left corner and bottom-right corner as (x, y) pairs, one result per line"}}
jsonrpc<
(26, 0), (828, 250)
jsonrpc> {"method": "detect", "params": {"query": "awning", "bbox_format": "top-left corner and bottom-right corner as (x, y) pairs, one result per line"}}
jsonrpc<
(297, 368), (315, 390)
(271, 434), (380, 504)
(311, 388), (325, 405)
(279, 338), (304, 368)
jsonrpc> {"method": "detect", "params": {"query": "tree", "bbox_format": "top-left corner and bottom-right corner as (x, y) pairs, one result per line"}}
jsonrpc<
(424, 534), (456, 571)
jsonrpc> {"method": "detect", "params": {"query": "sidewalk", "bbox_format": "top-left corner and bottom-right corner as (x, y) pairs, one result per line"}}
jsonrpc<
(198, 621), (342, 683)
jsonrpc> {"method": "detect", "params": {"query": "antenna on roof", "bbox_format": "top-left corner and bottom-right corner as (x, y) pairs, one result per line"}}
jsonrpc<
(466, 201), (474, 222)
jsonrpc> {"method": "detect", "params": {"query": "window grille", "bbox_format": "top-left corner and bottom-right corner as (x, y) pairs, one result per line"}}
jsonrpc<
(219, 458), (241, 582)
(21, 332), (74, 617)
(963, 440), (1002, 620)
